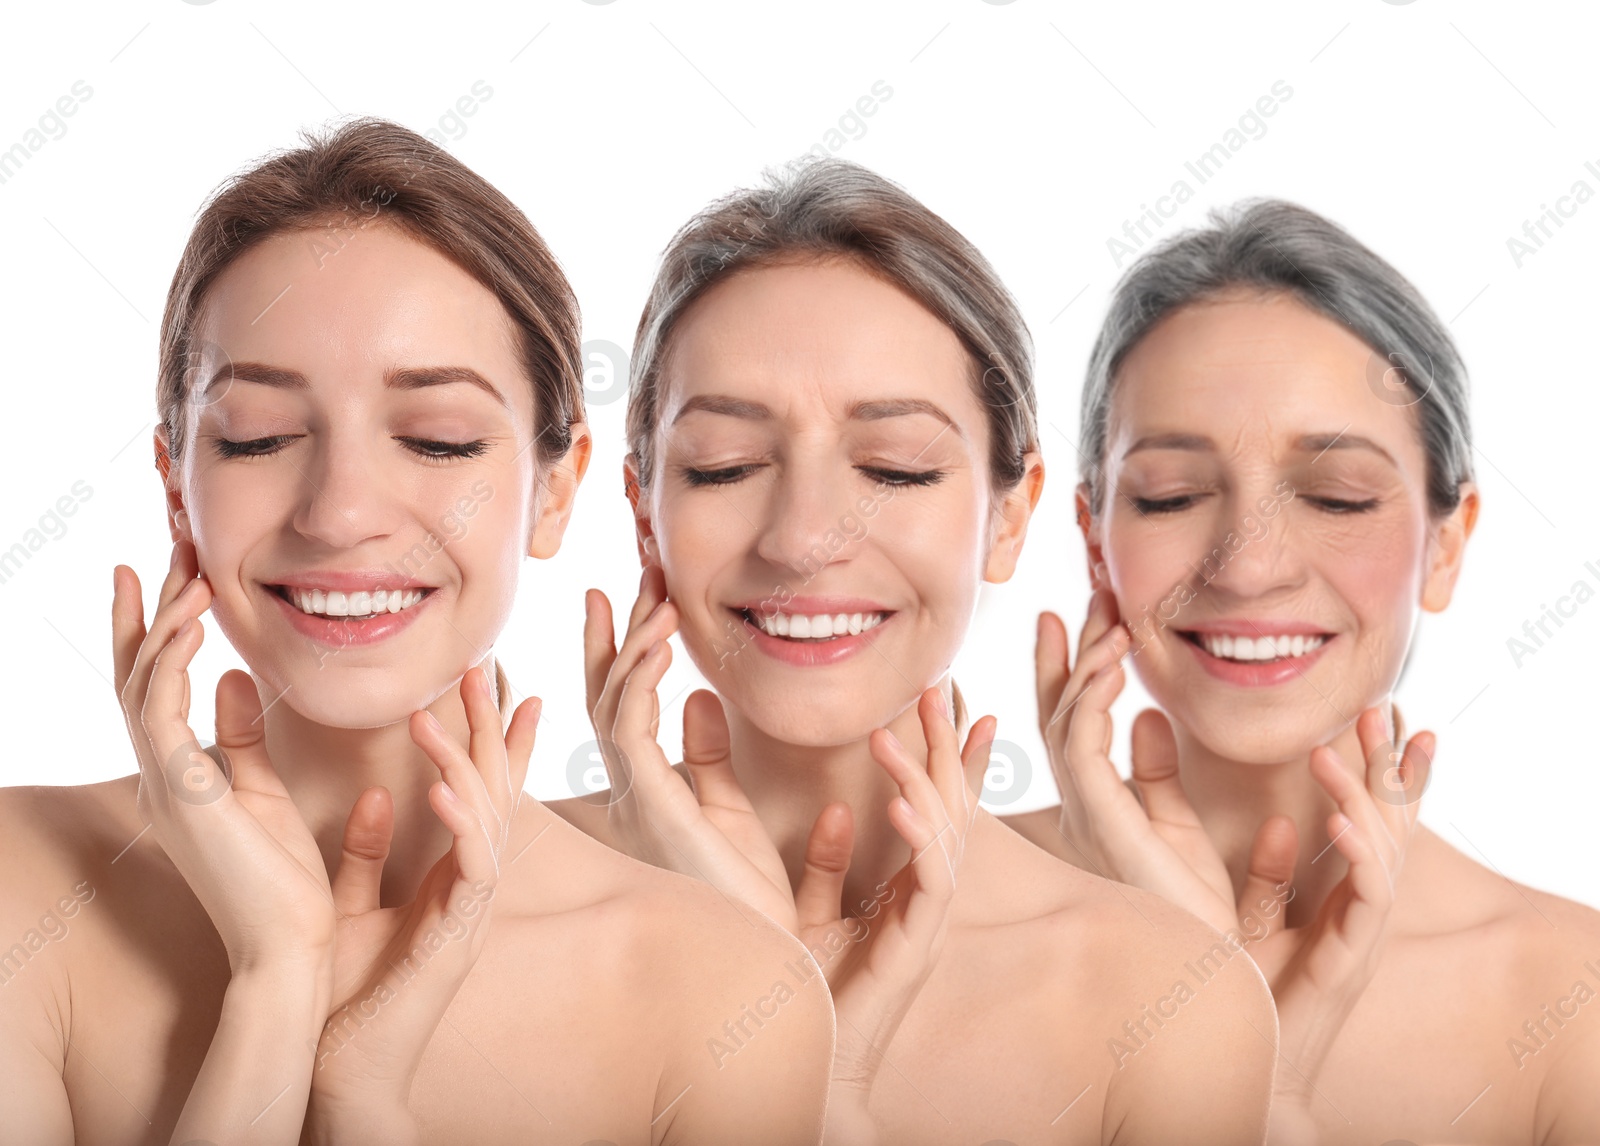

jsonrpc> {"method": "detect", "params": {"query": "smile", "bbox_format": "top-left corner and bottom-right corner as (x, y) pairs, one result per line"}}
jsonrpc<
(1179, 630), (1327, 664)
(740, 608), (888, 641)
(270, 585), (434, 618)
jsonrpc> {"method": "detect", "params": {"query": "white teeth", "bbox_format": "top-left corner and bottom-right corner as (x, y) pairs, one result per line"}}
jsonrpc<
(1199, 633), (1325, 662)
(285, 586), (427, 618)
(750, 609), (886, 640)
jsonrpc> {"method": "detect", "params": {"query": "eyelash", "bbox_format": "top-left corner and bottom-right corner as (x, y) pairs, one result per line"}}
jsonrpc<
(679, 464), (947, 488)
(212, 436), (490, 464)
(1130, 495), (1379, 515)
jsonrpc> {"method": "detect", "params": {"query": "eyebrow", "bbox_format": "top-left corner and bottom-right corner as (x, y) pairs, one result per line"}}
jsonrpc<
(204, 361), (508, 408)
(1122, 431), (1398, 468)
(670, 393), (963, 436)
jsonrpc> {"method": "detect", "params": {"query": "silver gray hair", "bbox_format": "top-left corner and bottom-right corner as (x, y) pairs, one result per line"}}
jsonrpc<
(1080, 199), (1473, 518)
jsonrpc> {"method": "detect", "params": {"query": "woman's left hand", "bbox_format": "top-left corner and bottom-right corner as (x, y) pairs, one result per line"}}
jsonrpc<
(303, 665), (540, 1146)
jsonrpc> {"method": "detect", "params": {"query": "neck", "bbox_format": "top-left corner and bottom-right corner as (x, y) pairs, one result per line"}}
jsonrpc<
(724, 678), (957, 917)
(255, 655), (501, 906)
(1174, 703), (1385, 928)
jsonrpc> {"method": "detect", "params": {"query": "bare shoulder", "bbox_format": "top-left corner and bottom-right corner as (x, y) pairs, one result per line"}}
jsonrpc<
(518, 825), (832, 1144)
(980, 827), (1275, 1144)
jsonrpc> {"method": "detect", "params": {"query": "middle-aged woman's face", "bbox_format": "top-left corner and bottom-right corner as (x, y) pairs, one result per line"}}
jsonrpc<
(636, 257), (1036, 747)
(167, 220), (571, 729)
(1087, 288), (1475, 763)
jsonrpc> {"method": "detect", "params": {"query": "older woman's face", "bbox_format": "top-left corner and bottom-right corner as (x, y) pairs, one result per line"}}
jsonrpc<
(171, 221), (564, 728)
(638, 258), (1036, 746)
(1090, 289), (1472, 761)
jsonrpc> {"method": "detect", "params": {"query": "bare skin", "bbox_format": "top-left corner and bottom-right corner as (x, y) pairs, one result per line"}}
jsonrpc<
(547, 258), (1280, 1144)
(0, 219), (833, 1143)
(1003, 289), (1600, 1145)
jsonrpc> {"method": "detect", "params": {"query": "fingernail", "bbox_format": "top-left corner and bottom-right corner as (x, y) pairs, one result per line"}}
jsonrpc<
(176, 617), (194, 637)
(935, 691), (951, 719)
(425, 712), (443, 731)
(441, 783), (459, 803)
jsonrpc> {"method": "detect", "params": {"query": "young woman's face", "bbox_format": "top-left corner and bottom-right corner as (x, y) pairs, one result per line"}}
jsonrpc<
(172, 221), (555, 728)
(1090, 289), (1472, 762)
(638, 258), (1034, 746)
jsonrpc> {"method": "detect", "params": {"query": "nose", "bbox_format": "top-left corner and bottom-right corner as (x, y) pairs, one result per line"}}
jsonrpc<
(754, 459), (860, 580)
(1194, 488), (1303, 601)
(290, 429), (402, 549)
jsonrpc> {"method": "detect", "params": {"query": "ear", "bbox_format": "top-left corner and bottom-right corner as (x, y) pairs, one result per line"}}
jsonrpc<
(982, 450), (1044, 584)
(1420, 480), (1479, 613)
(153, 425), (191, 544)
(527, 421), (593, 560)
(1075, 481), (1109, 590)
(623, 453), (661, 568)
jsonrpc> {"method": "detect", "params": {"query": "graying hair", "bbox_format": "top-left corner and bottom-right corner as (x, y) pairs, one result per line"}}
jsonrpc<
(626, 156), (1037, 491)
(1080, 199), (1473, 519)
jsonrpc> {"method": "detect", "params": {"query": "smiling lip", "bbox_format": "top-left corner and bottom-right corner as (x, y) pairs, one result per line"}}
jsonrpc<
(264, 578), (436, 649)
(1177, 620), (1335, 687)
(730, 596), (895, 668)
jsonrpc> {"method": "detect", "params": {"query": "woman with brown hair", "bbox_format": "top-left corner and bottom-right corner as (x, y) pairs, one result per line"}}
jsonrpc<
(0, 118), (833, 1144)
(550, 157), (1280, 1144)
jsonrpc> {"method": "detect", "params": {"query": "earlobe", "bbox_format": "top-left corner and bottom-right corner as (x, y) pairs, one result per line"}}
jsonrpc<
(983, 451), (1045, 584)
(623, 454), (660, 568)
(153, 427), (190, 543)
(527, 421), (594, 560)
(1420, 482), (1479, 613)
(1075, 481), (1106, 589)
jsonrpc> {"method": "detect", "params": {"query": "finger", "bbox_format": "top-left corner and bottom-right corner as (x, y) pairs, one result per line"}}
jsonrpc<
(428, 780), (498, 888)
(331, 787), (394, 917)
(1074, 586), (1122, 671)
(1058, 655), (1135, 813)
(794, 802), (853, 933)
(623, 565), (668, 643)
(1034, 611), (1071, 738)
(916, 690), (966, 835)
(869, 721), (954, 873)
(410, 710), (498, 837)
(140, 616), (217, 800)
(112, 565), (147, 697)
(1043, 622), (1129, 739)
(609, 640), (682, 797)
(1237, 814), (1297, 942)
(121, 573), (212, 735)
(583, 589), (618, 719)
(1308, 743), (1393, 876)
(1323, 810), (1393, 946)
(682, 690), (751, 811)
(462, 666), (512, 815)
(1129, 708), (1194, 825)
(503, 695), (542, 811)
(888, 794), (957, 941)
(594, 600), (680, 742)
(958, 715), (998, 823)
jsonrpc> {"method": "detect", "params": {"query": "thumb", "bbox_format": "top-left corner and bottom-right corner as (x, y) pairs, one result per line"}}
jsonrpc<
(1238, 814), (1297, 943)
(213, 669), (286, 797)
(794, 802), (853, 934)
(1129, 708), (1193, 825)
(332, 786), (394, 917)
(681, 690), (750, 810)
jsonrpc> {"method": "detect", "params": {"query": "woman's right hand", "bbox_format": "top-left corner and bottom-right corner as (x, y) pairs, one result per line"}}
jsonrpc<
(583, 568), (800, 929)
(113, 541), (337, 978)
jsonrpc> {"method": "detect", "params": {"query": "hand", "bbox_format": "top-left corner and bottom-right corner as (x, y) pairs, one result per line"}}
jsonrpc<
(797, 690), (995, 1120)
(1037, 588), (1433, 1122)
(113, 541), (337, 978)
(305, 666), (539, 1145)
(582, 568), (797, 929)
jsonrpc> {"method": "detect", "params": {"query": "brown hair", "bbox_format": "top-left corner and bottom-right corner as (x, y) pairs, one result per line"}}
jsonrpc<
(158, 116), (585, 717)
(625, 156), (1038, 492)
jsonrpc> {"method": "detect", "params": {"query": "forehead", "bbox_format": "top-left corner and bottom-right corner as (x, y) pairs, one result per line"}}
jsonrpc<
(659, 258), (979, 421)
(1109, 290), (1420, 460)
(194, 220), (520, 374)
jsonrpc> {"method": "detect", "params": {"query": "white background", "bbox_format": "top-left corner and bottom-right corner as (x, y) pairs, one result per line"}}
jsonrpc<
(1, 0), (1594, 907)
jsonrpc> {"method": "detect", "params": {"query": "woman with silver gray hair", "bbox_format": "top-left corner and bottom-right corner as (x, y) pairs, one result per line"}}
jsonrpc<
(1004, 199), (1600, 1143)
(548, 158), (1283, 1143)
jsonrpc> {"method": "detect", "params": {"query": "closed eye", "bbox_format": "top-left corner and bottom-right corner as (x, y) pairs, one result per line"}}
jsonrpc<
(212, 435), (490, 463)
(859, 466), (946, 487)
(680, 463), (764, 486)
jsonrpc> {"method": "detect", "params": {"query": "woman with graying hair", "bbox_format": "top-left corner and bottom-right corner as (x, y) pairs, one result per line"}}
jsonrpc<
(1005, 198), (1600, 1144)
(551, 156), (1282, 1143)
